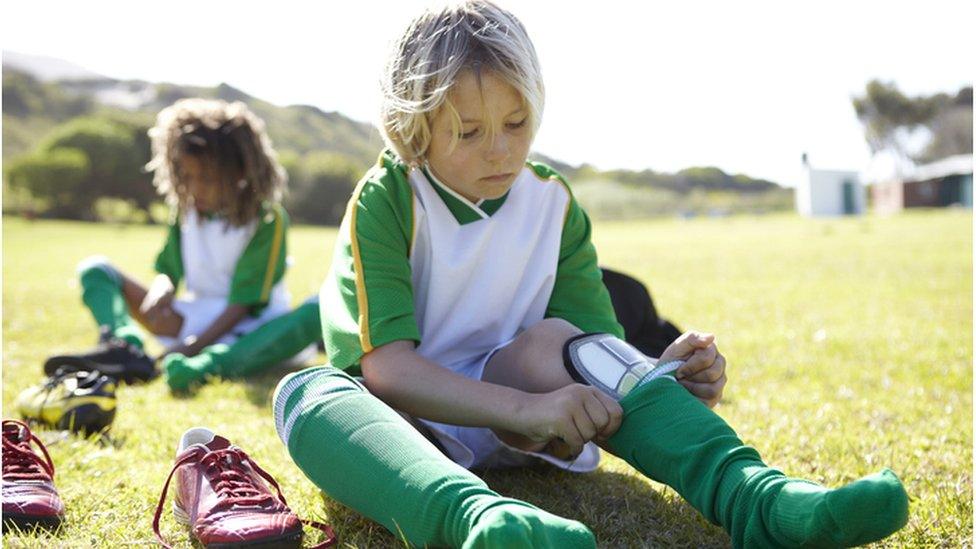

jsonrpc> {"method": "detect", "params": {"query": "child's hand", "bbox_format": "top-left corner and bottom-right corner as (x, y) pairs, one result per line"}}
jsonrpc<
(515, 384), (623, 458)
(140, 274), (176, 326)
(660, 331), (727, 408)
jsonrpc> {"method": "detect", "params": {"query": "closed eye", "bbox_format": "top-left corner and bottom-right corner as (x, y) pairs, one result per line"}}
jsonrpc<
(459, 127), (481, 139)
(506, 117), (528, 130)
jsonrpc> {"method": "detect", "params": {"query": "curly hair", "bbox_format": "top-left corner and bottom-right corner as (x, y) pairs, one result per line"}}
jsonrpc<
(146, 98), (286, 226)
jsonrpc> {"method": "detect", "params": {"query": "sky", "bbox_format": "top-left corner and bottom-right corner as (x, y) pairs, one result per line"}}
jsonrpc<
(2, 0), (973, 187)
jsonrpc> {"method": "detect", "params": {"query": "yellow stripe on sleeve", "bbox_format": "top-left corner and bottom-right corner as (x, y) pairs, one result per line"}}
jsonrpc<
(259, 206), (284, 302)
(348, 158), (386, 354)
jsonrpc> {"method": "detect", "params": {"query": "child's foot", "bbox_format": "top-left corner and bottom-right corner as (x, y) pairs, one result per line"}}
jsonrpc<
(463, 503), (595, 549)
(768, 469), (909, 547)
(163, 354), (215, 392)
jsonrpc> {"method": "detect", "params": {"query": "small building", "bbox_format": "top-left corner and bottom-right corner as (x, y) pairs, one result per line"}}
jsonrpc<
(873, 154), (973, 214)
(796, 156), (865, 216)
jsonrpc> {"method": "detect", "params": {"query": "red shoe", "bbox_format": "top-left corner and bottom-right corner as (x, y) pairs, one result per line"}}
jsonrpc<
(154, 427), (335, 548)
(2, 419), (65, 531)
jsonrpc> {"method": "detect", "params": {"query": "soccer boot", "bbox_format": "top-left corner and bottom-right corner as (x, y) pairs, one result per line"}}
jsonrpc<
(153, 427), (336, 548)
(2, 420), (65, 531)
(44, 328), (157, 384)
(16, 368), (117, 434)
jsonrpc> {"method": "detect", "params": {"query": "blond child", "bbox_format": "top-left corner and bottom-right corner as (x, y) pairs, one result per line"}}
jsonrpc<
(270, 3), (909, 547)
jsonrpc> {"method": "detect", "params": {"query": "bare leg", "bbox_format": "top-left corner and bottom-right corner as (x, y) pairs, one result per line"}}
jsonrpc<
(482, 318), (580, 391)
(482, 318), (582, 455)
(117, 272), (182, 338)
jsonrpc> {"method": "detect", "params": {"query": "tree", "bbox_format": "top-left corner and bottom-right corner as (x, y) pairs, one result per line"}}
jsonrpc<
(918, 88), (973, 163)
(852, 81), (973, 168)
(6, 116), (155, 219)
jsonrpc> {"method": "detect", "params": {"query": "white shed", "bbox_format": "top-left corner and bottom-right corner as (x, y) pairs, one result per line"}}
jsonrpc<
(796, 157), (865, 216)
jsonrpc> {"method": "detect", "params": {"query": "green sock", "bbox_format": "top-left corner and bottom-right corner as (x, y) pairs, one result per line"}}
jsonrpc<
(164, 301), (321, 391)
(78, 258), (143, 349)
(608, 377), (908, 548)
(273, 366), (595, 549)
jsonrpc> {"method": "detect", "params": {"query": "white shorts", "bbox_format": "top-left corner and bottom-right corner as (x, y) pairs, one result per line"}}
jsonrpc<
(414, 338), (601, 473)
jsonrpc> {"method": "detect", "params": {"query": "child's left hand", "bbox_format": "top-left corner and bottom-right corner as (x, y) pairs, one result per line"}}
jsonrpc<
(659, 332), (727, 408)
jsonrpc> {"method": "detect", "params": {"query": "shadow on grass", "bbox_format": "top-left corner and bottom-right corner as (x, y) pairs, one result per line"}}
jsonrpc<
(478, 464), (730, 547)
(0, 520), (67, 544)
(297, 462), (730, 548)
(315, 492), (405, 548)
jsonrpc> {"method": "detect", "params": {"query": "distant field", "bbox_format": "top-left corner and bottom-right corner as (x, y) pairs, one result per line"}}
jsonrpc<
(2, 210), (971, 548)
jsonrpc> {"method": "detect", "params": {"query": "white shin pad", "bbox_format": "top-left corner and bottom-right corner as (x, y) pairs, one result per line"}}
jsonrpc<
(563, 333), (683, 400)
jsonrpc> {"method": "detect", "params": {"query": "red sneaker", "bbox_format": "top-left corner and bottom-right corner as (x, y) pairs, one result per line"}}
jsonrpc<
(154, 427), (335, 548)
(2, 419), (65, 531)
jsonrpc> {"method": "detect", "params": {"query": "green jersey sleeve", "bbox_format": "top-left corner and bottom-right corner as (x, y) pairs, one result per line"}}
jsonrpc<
(321, 152), (419, 374)
(532, 164), (624, 337)
(229, 203), (288, 311)
(154, 214), (183, 287)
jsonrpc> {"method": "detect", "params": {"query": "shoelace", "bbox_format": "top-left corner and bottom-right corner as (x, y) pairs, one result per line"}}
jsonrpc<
(2, 419), (55, 481)
(153, 445), (336, 549)
(204, 448), (278, 510)
(36, 369), (85, 414)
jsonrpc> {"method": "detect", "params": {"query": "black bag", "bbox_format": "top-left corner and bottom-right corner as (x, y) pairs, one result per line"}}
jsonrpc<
(601, 268), (682, 358)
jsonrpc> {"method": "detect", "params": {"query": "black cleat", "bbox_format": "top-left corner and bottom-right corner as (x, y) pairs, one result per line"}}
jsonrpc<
(44, 333), (157, 384)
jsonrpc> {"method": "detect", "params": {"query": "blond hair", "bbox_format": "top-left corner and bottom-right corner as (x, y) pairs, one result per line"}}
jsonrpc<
(146, 98), (286, 226)
(380, 0), (544, 164)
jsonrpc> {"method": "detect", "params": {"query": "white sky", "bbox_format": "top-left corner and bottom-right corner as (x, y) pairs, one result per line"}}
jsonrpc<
(2, 0), (973, 186)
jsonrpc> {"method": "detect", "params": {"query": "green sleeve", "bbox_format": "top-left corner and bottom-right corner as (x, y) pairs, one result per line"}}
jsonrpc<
(320, 152), (419, 374)
(229, 203), (288, 310)
(542, 175), (624, 338)
(153, 215), (183, 287)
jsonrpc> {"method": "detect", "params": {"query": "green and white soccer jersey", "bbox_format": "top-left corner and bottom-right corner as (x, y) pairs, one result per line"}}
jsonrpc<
(153, 204), (292, 347)
(321, 151), (622, 470)
(321, 151), (622, 376)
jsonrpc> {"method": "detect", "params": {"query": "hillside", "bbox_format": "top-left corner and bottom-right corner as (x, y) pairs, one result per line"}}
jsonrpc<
(3, 64), (383, 168)
(3, 56), (791, 223)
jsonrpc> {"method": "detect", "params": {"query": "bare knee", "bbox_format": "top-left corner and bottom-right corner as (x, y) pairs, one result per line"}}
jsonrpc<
(77, 255), (121, 286)
(483, 318), (582, 392)
(519, 318), (581, 352)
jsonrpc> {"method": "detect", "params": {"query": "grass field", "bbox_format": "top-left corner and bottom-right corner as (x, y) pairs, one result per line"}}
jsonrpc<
(2, 210), (972, 548)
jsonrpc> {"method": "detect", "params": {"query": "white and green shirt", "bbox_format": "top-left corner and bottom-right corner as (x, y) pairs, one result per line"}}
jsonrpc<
(154, 203), (290, 315)
(322, 151), (622, 376)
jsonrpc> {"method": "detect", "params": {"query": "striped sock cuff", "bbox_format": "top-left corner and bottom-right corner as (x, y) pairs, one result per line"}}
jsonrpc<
(272, 366), (366, 448)
(633, 359), (684, 392)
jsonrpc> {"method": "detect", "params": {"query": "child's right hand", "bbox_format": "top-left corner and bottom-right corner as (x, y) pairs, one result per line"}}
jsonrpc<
(515, 384), (623, 458)
(140, 274), (176, 325)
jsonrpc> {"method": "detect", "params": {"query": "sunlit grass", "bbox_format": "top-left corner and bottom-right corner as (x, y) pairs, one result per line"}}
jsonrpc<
(2, 209), (971, 547)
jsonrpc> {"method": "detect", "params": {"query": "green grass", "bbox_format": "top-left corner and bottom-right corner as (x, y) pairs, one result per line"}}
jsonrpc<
(2, 210), (971, 548)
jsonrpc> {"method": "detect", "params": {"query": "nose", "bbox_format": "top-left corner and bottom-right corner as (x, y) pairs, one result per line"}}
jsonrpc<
(484, 132), (510, 163)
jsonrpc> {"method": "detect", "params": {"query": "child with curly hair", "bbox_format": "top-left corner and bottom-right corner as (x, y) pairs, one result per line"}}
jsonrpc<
(47, 99), (320, 389)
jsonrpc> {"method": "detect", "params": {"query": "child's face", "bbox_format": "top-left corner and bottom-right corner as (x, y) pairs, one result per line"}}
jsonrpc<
(179, 154), (226, 215)
(426, 70), (533, 202)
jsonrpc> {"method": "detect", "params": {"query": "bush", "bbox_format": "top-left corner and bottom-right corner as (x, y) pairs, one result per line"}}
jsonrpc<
(6, 116), (154, 219)
(285, 152), (361, 225)
(6, 147), (89, 216)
